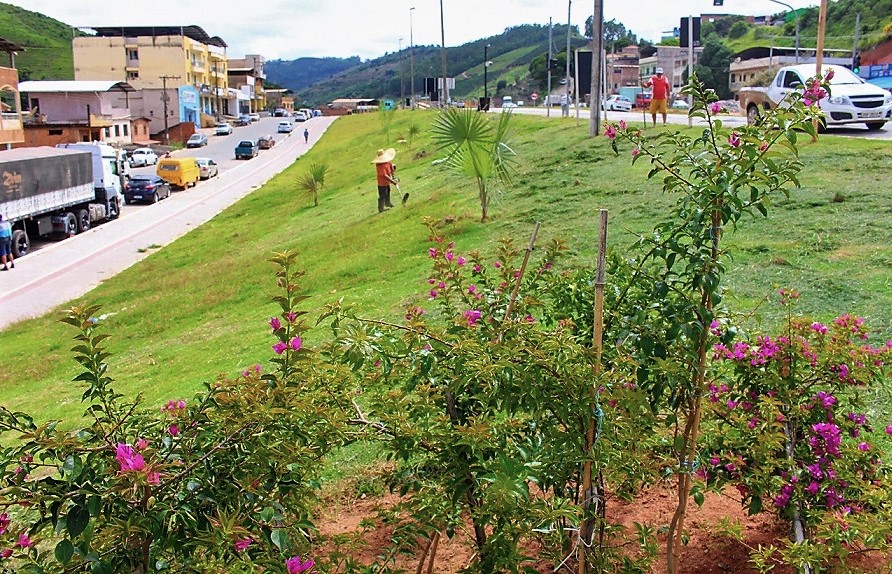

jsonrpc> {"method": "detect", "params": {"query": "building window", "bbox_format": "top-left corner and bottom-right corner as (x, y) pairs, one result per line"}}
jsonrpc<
(730, 73), (736, 83)
(48, 128), (63, 135)
(114, 125), (121, 137)
(128, 49), (138, 61)
(128, 71), (139, 80)
(123, 124), (129, 136)
(104, 127), (111, 138)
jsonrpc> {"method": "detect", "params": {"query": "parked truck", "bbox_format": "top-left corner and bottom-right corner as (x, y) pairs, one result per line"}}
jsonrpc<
(0, 143), (123, 258)
(738, 64), (892, 130)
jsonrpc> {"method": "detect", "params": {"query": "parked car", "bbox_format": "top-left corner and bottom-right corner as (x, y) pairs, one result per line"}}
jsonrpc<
(124, 175), (170, 204)
(156, 157), (201, 189)
(248, 112), (261, 122)
(258, 135), (276, 149)
(671, 99), (691, 109)
(215, 122), (233, 136)
(129, 147), (158, 167)
(274, 108), (287, 117)
(277, 121), (293, 133)
(235, 140), (258, 160)
(604, 95), (633, 112)
(195, 158), (219, 179)
(293, 112), (307, 122)
(186, 133), (208, 148)
(235, 115), (252, 127)
(635, 91), (652, 109)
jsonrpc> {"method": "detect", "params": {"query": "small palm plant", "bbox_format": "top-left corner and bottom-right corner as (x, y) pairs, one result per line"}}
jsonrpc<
(295, 162), (329, 207)
(431, 108), (516, 222)
(407, 124), (421, 149)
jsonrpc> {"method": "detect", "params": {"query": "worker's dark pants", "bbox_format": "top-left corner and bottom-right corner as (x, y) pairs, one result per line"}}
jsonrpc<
(378, 185), (390, 212)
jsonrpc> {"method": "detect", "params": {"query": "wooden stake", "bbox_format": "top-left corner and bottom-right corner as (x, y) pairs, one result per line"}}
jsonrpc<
(577, 209), (608, 574)
(503, 221), (541, 325)
(813, 0), (828, 138)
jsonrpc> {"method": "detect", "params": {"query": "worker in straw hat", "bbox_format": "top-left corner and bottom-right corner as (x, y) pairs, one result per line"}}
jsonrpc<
(371, 148), (398, 213)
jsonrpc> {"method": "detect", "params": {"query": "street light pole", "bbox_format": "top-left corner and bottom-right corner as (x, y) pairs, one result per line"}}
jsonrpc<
(399, 37), (405, 104)
(439, 0), (449, 106)
(484, 44), (490, 98)
(768, 0), (799, 64)
(409, 7), (416, 110)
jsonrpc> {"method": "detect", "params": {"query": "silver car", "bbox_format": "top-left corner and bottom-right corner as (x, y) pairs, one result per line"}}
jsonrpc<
(195, 158), (218, 179)
(129, 147), (158, 167)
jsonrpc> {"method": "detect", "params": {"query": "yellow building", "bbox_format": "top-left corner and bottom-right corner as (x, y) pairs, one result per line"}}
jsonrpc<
(1, 38), (25, 147)
(73, 26), (229, 118)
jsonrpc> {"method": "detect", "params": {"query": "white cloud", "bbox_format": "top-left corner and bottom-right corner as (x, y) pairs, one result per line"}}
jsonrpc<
(10, 0), (821, 61)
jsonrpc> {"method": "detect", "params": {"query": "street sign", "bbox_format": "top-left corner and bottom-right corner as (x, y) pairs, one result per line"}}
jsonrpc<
(531, 93), (539, 101)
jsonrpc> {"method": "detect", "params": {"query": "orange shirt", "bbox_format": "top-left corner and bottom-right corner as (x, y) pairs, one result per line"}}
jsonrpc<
(648, 75), (671, 100)
(376, 162), (393, 186)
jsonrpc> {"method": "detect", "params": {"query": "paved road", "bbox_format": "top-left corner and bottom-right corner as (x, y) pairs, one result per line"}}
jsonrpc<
(0, 115), (336, 330)
(506, 105), (892, 140)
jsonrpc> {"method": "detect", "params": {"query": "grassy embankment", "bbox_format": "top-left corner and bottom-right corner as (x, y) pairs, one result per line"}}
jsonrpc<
(1, 111), (890, 428)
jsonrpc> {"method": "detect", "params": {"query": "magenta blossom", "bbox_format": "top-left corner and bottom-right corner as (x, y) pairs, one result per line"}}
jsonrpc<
(272, 341), (287, 355)
(464, 309), (482, 327)
(269, 317), (281, 331)
(618, 119), (626, 130)
(428, 247), (437, 258)
(0, 548), (11, 558)
(0, 514), (9, 535)
(728, 132), (741, 148)
(456, 256), (466, 266)
(147, 472), (161, 485)
(631, 147), (640, 157)
(445, 251), (455, 262)
(116, 444), (146, 472)
(287, 311), (297, 322)
(709, 102), (722, 114)
(289, 336), (302, 351)
(168, 424), (180, 437)
(234, 537), (253, 552)
(136, 438), (149, 450)
(886, 425), (892, 435)
(15, 533), (32, 549)
(286, 555), (315, 574)
(604, 124), (617, 139)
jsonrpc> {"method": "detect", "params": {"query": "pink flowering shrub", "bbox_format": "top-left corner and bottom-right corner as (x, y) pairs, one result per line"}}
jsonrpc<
(701, 295), (892, 569)
(0, 252), (349, 573)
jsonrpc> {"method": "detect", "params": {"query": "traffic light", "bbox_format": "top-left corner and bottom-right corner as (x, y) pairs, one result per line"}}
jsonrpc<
(852, 53), (861, 75)
(679, 17), (701, 48)
(548, 57), (559, 70)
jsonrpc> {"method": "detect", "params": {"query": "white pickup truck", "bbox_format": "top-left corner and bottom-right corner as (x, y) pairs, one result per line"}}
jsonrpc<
(738, 64), (892, 130)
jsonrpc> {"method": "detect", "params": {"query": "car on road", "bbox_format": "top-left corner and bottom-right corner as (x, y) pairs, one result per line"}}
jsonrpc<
(249, 113), (261, 122)
(671, 99), (691, 109)
(603, 95), (633, 112)
(215, 122), (233, 136)
(129, 147), (158, 167)
(195, 158), (219, 179)
(635, 91), (652, 109)
(235, 140), (259, 160)
(293, 112), (307, 122)
(258, 135), (276, 149)
(274, 108), (287, 117)
(235, 115), (252, 127)
(186, 133), (208, 148)
(124, 175), (170, 204)
(277, 121), (293, 133)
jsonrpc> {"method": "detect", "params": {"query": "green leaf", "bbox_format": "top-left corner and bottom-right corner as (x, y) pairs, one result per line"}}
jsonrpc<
(63, 455), (84, 480)
(55, 539), (75, 564)
(67, 505), (90, 538)
(271, 529), (290, 551)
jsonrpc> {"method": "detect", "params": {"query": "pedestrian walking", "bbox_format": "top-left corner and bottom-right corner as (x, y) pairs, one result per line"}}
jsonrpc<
(0, 214), (15, 271)
(303, 128), (309, 143)
(371, 148), (397, 213)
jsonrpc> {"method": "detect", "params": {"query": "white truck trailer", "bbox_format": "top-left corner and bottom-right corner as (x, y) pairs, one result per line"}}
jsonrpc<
(0, 143), (123, 257)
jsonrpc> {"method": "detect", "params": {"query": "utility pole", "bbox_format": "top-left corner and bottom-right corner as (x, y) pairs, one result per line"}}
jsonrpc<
(399, 38), (405, 104)
(160, 75), (180, 146)
(410, 7), (416, 110)
(852, 12), (861, 65)
(439, 0), (449, 106)
(589, 0), (603, 136)
(547, 18), (553, 118)
(484, 43), (491, 99)
(815, 0), (828, 75)
(565, 0), (572, 117)
(687, 15), (694, 127)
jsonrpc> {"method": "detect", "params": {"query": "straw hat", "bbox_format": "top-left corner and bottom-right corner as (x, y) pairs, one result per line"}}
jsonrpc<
(371, 148), (396, 164)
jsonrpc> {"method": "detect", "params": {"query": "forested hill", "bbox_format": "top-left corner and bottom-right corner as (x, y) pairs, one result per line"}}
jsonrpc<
(265, 57), (361, 92)
(0, 2), (83, 80)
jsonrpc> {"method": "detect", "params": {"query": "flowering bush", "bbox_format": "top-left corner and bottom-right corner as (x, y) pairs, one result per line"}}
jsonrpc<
(0, 252), (350, 573)
(702, 294), (892, 570)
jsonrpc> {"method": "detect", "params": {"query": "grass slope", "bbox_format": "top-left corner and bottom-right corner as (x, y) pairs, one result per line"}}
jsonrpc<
(0, 2), (78, 80)
(1, 112), (891, 423)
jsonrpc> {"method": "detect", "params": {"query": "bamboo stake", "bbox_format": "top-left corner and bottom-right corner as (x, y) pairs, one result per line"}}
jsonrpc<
(577, 209), (608, 574)
(503, 221), (541, 325)
(813, 0), (828, 138)
(425, 531), (441, 574)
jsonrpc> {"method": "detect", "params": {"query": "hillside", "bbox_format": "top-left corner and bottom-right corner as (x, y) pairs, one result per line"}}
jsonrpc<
(0, 2), (80, 80)
(265, 56), (361, 91)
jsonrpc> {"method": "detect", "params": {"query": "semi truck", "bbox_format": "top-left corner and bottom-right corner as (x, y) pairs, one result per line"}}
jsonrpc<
(0, 143), (123, 258)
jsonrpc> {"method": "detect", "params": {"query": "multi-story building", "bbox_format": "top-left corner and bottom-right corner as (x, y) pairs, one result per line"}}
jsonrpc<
(18, 80), (134, 147)
(0, 38), (25, 148)
(228, 54), (266, 114)
(73, 26), (229, 122)
(639, 45), (703, 94)
(605, 45), (641, 93)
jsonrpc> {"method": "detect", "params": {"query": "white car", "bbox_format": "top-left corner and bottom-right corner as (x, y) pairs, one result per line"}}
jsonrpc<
(248, 113), (261, 122)
(603, 95), (633, 112)
(502, 102), (518, 109)
(293, 112), (307, 122)
(277, 121), (293, 133)
(215, 123), (233, 136)
(195, 158), (218, 179)
(129, 147), (158, 167)
(671, 99), (691, 109)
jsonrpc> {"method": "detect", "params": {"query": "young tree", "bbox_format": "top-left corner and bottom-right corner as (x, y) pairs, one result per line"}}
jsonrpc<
(295, 163), (329, 207)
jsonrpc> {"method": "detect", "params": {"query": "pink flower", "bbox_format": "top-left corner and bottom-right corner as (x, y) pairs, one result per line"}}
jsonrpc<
(709, 457), (720, 465)
(759, 141), (768, 152)
(464, 309), (482, 327)
(886, 425), (892, 435)
(115, 444), (146, 472)
(235, 537), (253, 552)
(428, 247), (437, 258)
(493, 261), (501, 269)
(0, 548), (11, 558)
(858, 442), (870, 451)
(287, 311), (297, 322)
(147, 472), (161, 485)
(631, 147), (640, 157)
(709, 102), (722, 114)
(728, 132), (741, 148)
(136, 438), (149, 450)
(429, 289), (438, 299)
(0, 514), (8, 535)
(824, 68), (835, 82)
(16, 533), (32, 548)
(604, 124), (617, 139)
(273, 341), (287, 355)
(269, 317), (281, 331)
(456, 256), (466, 266)
(445, 251), (454, 262)
(618, 120), (627, 130)
(168, 424), (180, 437)
(286, 555), (315, 573)
(289, 336), (302, 351)
(468, 284), (477, 294)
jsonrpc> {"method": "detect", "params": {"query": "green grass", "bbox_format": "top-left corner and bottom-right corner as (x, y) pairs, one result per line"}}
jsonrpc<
(0, 2), (80, 81)
(2, 111), (891, 424)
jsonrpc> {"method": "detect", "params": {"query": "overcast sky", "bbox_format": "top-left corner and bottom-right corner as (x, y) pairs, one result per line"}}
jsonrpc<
(10, 0), (820, 61)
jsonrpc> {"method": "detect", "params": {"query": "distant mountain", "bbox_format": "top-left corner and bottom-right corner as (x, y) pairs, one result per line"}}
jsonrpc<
(265, 57), (361, 92)
(0, 2), (81, 81)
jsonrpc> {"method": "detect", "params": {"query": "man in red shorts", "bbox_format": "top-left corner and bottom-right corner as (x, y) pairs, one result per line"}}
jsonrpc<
(643, 67), (671, 126)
